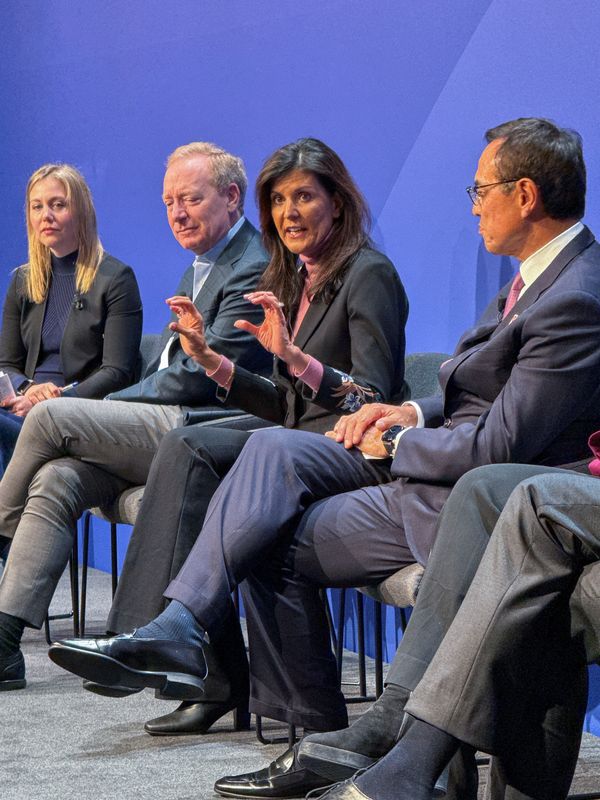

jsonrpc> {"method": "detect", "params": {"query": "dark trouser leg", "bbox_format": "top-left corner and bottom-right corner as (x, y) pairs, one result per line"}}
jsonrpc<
(386, 463), (565, 691)
(243, 480), (414, 730)
(0, 410), (24, 477)
(108, 426), (253, 632)
(406, 470), (600, 799)
(107, 426), (253, 701)
(164, 429), (389, 726)
(165, 428), (388, 633)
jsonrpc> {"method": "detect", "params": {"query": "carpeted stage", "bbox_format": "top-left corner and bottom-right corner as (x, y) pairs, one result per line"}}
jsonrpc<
(2, 569), (599, 799)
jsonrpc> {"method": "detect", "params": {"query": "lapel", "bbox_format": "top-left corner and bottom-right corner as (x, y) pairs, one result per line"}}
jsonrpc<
(491, 225), (595, 336)
(194, 220), (254, 315)
(440, 226), (595, 395)
(25, 296), (47, 376)
(293, 294), (336, 351)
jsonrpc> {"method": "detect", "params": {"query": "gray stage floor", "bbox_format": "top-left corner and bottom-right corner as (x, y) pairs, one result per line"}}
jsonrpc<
(1, 568), (599, 799)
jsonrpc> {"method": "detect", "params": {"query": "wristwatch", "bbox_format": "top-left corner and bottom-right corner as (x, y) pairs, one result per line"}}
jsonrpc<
(381, 424), (405, 457)
(16, 379), (35, 396)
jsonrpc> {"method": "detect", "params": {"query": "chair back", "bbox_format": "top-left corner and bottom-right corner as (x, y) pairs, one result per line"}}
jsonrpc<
(404, 352), (450, 400)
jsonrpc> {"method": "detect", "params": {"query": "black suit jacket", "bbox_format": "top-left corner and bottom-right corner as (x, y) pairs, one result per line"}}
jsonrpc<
(109, 219), (272, 410)
(224, 246), (409, 434)
(391, 226), (600, 563)
(0, 253), (142, 398)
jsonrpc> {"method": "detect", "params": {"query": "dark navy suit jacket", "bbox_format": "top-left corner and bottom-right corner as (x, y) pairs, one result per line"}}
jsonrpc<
(391, 226), (600, 563)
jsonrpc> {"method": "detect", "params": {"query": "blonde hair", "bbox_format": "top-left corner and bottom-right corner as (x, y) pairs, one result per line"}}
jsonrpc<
(166, 142), (247, 212)
(24, 164), (103, 303)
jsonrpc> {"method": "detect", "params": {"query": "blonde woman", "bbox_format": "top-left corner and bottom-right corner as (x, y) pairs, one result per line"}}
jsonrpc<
(0, 164), (142, 478)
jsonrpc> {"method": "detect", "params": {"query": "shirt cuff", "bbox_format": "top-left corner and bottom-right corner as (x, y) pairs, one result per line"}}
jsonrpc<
(207, 355), (234, 388)
(293, 355), (324, 394)
(403, 400), (425, 428)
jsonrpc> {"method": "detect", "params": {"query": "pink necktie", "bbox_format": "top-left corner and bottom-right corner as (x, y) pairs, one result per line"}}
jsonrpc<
(503, 272), (525, 319)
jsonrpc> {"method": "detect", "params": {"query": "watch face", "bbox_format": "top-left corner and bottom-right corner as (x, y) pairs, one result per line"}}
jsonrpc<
(382, 424), (403, 443)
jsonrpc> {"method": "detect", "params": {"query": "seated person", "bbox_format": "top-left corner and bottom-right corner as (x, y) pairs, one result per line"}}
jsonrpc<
(300, 457), (600, 800)
(49, 119), (600, 798)
(102, 137), (409, 735)
(0, 163), (142, 475)
(0, 137), (408, 697)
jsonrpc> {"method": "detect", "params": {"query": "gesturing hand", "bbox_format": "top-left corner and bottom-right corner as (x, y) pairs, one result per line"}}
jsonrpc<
(234, 291), (290, 356)
(235, 291), (310, 373)
(165, 295), (221, 371)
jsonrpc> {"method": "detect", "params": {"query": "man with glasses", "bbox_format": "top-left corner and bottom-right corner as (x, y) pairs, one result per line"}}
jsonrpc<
(51, 118), (600, 799)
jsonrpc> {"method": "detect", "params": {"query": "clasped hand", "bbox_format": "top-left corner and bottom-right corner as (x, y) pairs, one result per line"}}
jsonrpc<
(0, 381), (64, 418)
(325, 402), (418, 457)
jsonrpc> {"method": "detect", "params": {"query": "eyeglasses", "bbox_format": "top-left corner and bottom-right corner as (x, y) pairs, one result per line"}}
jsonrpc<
(466, 179), (520, 205)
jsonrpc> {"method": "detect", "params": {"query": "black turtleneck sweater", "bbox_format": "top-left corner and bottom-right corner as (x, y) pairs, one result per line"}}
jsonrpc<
(34, 250), (77, 385)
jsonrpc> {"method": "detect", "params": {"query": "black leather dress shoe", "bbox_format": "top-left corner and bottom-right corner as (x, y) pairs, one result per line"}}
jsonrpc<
(48, 633), (207, 700)
(0, 650), (26, 691)
(214, 745), (330, 798)
(82, 679), (142, 698)
(298, 736), (376, 783)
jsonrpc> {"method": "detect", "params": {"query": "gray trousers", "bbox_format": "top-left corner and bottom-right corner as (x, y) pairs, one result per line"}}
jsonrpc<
(0, 398), (184, 627)
(395, 464), (600, 799)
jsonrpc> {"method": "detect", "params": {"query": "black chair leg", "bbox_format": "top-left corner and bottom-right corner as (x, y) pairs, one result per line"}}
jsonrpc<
(44, 536), (79, 644)
(70, 528), (79, 637)
(374, 600), (384, 697)
(357, 591), (366, 698)
(110, 522), (118, 597)
(255, 715), (296, 745)
(80, 511), (91, 637)
(336, 588), (346, 682)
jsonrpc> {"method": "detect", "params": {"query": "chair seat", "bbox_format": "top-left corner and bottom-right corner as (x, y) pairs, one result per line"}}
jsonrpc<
(90, 485), (145, 526)
(359, 562), (425, 608)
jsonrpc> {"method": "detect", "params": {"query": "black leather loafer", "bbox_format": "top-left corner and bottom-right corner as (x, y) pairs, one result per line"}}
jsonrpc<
(145, 697), (248, 735)
(214, 745), (330, 798)
(48, 634), (206, 700)
(298, 739), (376, 783)
(0, 650), (26, 691)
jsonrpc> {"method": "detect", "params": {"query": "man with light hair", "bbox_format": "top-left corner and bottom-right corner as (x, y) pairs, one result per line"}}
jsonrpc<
(0, 141), (270, 704)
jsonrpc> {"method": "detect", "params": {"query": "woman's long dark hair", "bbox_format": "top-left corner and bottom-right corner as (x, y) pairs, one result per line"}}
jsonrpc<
(256, 138), (371, 314)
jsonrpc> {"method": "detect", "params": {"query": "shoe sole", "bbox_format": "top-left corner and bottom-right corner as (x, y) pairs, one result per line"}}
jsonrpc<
(214, 788), (309, 799)
(83, 680), (143, 698)
(297, 741), (376, 782)
(0, 678), (26, 691)
(48, 644), (204, 700)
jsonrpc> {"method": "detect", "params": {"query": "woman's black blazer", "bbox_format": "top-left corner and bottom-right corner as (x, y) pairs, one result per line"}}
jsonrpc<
(223, 245), (409, 433)
(0, 253), (142, 398)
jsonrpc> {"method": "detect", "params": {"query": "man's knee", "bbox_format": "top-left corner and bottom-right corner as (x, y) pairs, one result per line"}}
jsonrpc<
(27, 460), (90, 517)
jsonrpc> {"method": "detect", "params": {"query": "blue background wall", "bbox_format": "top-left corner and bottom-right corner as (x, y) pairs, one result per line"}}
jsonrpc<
(2, 0), (600, 733)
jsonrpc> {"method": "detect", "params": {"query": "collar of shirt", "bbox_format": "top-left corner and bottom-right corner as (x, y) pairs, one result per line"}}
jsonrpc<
(519, 220), (584, 294)
(192, 215), (246, 299)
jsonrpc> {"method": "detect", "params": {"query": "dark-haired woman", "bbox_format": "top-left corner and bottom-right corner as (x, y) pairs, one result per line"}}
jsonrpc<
(92, 137), (409, 735)
(0, 164), (142, 478)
